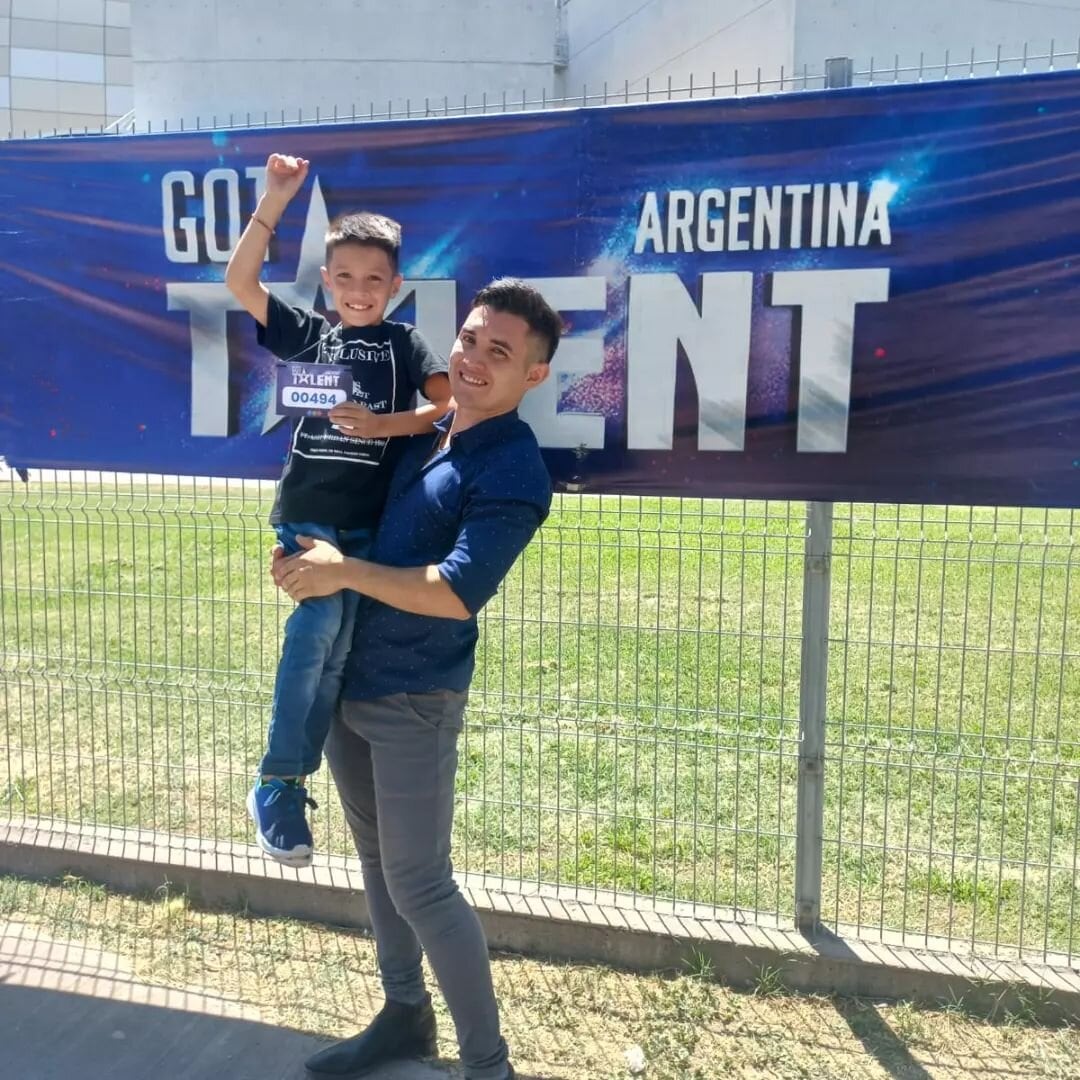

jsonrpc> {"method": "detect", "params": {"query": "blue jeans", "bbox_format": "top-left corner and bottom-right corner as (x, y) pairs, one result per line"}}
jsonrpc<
(262, 521), (373, 778)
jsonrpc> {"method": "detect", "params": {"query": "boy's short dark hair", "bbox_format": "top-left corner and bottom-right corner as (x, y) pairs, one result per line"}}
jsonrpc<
(470, 278), (563, 364)
(325, 212), (402, 270)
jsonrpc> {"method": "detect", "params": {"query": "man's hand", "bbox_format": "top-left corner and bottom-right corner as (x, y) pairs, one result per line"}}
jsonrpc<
(272, 535), (348, 601)
(329, 402), (387, 439)
(265, 153), (309, 205)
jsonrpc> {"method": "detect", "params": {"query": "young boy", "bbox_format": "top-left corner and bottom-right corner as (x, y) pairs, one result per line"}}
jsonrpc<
(226, 153), (451, 867)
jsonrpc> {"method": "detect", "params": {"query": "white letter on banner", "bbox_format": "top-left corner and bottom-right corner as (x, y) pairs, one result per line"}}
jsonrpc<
(245, 165), (268, 204)
(166, 282), (244, 436)
(753, 185), (783, 250)
(787, 183), (811, 248)
(634, 191), (665, 253)
(245, 166), (270, 262)
(666, 190), (695, 253)
(203, 168), (241, 263)
(827, 181), (859, 247)
(727, 187), (752, 252)
(627, 272), (752, 451)
(162, 170), (198, 264)
(517, 277), (607, 450)
(810, 183), (826, 248)
(859, 179), (894, 245)
(697, 189), (725, 252)
(770, 268), (890, 452)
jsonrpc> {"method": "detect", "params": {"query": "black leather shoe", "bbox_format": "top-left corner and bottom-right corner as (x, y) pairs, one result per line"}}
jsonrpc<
(305, 995), (437, 1077)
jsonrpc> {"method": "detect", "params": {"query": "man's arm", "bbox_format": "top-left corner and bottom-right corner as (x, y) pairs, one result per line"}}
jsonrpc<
(273, 537), (470, 619)
(328, 373), (453, 439)
(224, 154), (309, 326)
(274, 487), (546, 619)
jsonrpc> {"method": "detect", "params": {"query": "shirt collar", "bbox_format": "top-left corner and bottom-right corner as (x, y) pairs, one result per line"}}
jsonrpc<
(435, 409), (520, 454)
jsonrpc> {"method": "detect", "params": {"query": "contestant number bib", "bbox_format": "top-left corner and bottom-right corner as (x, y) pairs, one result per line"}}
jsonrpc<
(276, 362), (353, 416)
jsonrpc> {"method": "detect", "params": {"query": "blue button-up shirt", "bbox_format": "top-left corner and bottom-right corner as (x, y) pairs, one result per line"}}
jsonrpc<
(342, 409), (552, 701)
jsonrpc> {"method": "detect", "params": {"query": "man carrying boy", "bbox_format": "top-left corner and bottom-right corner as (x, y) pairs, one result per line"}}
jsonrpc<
(226, 153), (451, 866)
(274, 278), (562, 1080)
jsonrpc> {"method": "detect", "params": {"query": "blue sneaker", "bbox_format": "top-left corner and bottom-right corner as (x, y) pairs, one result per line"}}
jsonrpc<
(247, 778), (318, 867)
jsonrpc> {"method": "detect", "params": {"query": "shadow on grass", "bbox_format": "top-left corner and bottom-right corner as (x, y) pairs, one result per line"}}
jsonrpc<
(832, 996), (934, 1080)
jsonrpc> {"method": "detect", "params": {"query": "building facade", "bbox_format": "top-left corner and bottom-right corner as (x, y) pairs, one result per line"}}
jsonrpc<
(132, 0), (558, 129)
(2, 0), (133, 138)
(556, 0), (1079, 99)
(3, 1), (1079, 137)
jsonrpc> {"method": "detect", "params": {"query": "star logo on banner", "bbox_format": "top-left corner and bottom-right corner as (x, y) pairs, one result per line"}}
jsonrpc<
(262, 177), (331, 434)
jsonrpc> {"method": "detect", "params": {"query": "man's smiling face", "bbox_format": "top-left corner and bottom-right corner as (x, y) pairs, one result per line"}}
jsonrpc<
(448, 305), (550, 419)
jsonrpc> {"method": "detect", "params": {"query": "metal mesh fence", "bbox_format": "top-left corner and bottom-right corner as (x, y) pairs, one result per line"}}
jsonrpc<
(823, 504), (1080, 963)
(0, 474), (805, 920)
(466, 494), (803, 920)
(2, 471), (1077, 965)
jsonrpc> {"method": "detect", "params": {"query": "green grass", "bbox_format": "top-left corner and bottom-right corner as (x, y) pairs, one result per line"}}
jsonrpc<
(1, 481), (1078, 960)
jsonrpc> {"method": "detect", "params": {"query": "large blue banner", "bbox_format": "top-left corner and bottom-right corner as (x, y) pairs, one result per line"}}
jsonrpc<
(2, 71), (1079, 506)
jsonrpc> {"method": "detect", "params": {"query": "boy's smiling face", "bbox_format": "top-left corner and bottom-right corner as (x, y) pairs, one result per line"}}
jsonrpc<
(321, 242), (402, 328)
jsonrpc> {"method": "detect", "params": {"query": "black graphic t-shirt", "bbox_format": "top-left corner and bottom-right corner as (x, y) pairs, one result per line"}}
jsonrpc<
(259, 291), (446, 529)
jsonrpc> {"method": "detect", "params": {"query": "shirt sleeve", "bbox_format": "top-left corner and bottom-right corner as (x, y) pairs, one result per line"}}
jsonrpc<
(437, 491), (546, 616)
(401, 325), (448, 396)
(256, 291), (329, 363)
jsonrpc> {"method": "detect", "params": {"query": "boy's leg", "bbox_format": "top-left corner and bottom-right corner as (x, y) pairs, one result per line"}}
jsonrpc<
(296, 527), (372, 778)
(261, 521), (345, 778)
(251, 521), (344, 866)
(333, 692), (510, 1080)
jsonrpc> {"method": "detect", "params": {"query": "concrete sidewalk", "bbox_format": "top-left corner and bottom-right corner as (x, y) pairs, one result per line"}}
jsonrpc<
(2, 922), (451, 1080)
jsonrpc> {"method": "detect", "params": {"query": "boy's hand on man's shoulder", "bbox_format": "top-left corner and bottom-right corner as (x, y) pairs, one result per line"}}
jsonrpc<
(264, 153), (310, 207)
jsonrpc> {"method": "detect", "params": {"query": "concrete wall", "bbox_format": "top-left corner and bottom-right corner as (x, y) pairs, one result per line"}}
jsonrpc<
(1, 0), (133, 139)
(795, 0), (1080, 80)
(554, 0), (1079, 103)
(10, 1), (1077, 136)
(556, 0), (797, 100)
(132, 0), (557, 128)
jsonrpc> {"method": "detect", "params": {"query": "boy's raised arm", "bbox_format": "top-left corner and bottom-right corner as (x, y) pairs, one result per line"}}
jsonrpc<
(225, 153), (310, 327)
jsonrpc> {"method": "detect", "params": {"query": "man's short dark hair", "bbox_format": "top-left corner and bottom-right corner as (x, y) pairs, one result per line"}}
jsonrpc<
(325, 212), (401, 270)
(470, 278), (563, 364)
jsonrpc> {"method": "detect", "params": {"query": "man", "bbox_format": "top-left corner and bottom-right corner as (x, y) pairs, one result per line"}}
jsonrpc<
(273, 278), (561, 1080)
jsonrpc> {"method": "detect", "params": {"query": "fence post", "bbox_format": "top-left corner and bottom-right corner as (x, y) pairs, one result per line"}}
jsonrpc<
(795, 500), (834, 933)
(793, 54), (850, 938)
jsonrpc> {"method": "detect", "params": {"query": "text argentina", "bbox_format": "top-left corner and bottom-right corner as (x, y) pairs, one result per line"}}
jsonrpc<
(635, 180), (894, 255)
